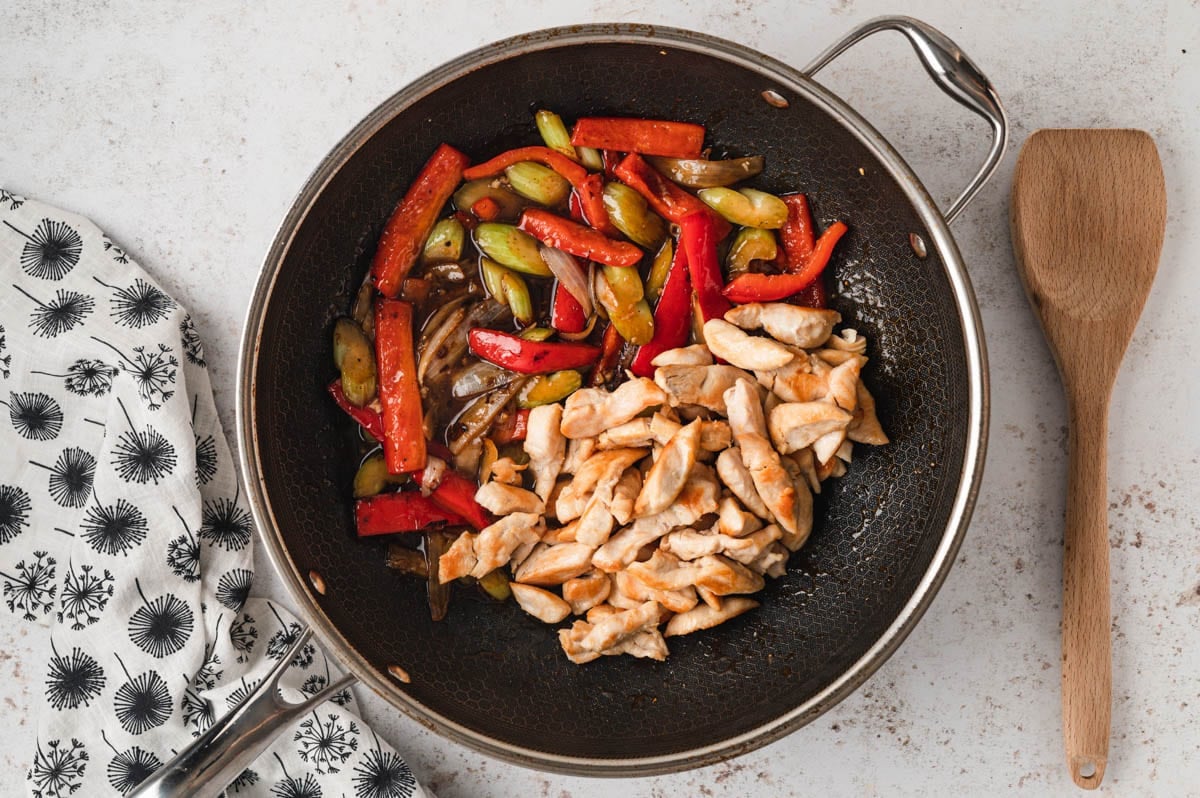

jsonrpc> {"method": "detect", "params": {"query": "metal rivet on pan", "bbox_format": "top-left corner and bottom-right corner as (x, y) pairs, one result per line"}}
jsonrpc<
(308, 569), (327, 595)
(761, 89), (789, 108)
(909, 232), (928, 259)
(388, 664), (412, 684)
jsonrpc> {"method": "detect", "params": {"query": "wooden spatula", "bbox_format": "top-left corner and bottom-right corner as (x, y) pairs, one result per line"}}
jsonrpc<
(1010, 129), (1166, 789)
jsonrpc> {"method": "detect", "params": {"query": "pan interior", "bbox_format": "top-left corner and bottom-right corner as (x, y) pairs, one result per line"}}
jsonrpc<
(251, 39), (969, 762)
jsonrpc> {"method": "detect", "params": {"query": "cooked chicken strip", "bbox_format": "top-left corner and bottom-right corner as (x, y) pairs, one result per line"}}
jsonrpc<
(608, 468), (642, 525)
(634, 418), (702, 518)
(560, 378), (668, 438)
(574, 498), (615, 547)
(489, 457), (527, 486)
(558, 614), (668, 664)
(693, 554), (766, 595)
(716, 495), (763, 537)
(438, 532), (478, 583)
(607, 627), (669, 661)
(592, 466), (720, 571)
(661, 524), (781, 565)
(614, 570), (698, 614)
(703, 318), (795, 371)
(651, 343), (714, 368)
(511, 583), (572, 624)
(474, 481), (544, 515)
(748, 541), (790, 578)
(725, 379), (808, 544)
(757, 351), (829, 404)
(469, 513), (544, 578)
(776, 455), (814, 551)
(724, 303), (841, 348)
(596, 417), (654, 449)
(767, 401), (853, 455)
(812, 428), (846, 467)
(788, 448), (822, 494)
(664, 597), (759, 637)
(848, 380), (889, 445)
(655, 364), (759, 413)
(825, 327), (868, 354)
(579, 600), (662, 652)
(716, 447), (772, 520)
(561, 436), (596, 474)
(562, 571), (611, 615)
(524, 403), (566, 500)
(555, 447), (646, 522)
(696, 584), (721, 610)
(514, 542), (595, 586)
(826, 356), (863, 412)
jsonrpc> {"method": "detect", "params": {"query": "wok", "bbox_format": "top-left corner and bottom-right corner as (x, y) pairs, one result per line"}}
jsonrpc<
(229, 16), (1002, 781)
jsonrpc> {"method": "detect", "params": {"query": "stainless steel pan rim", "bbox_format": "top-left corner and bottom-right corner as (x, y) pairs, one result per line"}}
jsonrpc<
(236, 21), (991, 776)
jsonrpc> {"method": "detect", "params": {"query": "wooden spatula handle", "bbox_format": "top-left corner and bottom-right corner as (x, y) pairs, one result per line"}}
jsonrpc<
(1062, 389), (1112, 789)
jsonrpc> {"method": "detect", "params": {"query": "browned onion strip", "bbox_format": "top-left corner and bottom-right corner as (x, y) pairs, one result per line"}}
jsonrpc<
(646, 155), (765, 189)
(539, 245), (593, 317)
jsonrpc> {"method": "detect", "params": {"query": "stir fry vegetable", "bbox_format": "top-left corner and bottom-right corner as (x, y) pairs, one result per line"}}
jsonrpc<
(332, 109), (852, 623)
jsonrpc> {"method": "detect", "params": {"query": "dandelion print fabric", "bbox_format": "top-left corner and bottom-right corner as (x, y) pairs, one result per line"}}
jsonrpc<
(1, 191), (427, 798)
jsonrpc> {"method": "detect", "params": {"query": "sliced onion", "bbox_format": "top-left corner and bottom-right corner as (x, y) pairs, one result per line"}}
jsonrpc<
(416, 304), (468, 386)
(558, 313), (598, 341)
(448, 378), (529, 455)
(451, 361), (516, 399)
(647, 155), (765, 189)
(539, 245), (592, 317)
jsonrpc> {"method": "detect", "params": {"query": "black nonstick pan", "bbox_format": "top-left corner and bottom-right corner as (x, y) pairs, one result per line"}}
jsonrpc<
(235, 17), (1004, 778)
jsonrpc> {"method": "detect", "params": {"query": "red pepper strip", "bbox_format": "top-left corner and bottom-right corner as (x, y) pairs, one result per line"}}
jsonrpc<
(427, 440), (454, 462)
(416, 467), (492, 530)
(779, 194), (815, 270)
(613, 154), (731, 240)
(492, 408), (530, 444)
(574, 173), (618, 235)
(567, 191), (586, 224)
(328, 379), (385, 442)
(723, 221), (848, 303)
(375, 299), (428, 474)
(589, 322), (624, 386)
(679, 210), (732, 323)
(518, 208), (642, 267)
(372, 143), (470, 298)
(601, 150), (622, 180)
(630, 238), (692, 377)
(551, 281), (587, 333)
(470, 196), (502, 221)
(468, 328), (601, 375)
(463, 145), (588, 184)
(571, 117), (705, 159)
(355, 492), (467, 537)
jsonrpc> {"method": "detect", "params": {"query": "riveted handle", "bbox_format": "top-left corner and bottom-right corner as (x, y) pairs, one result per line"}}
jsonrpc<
(804, 16), (1008, 224)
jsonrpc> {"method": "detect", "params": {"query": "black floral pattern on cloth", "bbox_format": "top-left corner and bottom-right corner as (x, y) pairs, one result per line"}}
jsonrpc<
(1, 193), (426, 797)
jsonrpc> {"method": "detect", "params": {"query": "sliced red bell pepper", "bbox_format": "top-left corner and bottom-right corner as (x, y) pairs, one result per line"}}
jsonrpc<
(613, 154), (730, 239)
(679, 210), (731, 324)
(470, 196), (502, 222)
(463, 145), (589, 184)
(328, 379), (385, 442)
(571, 117), (705, 159)
(589, 322), (624, 387)
(453, 209), (478, 231)
(723, 221), (848, 303)
(630, 238), (692, 377)
(468, 328), (601, 375)
(551, 281), (587, 333)
(573, 173), (618, 235)
(355, 491), (467, 537)
(372, 143), (470, 298)
(518, 208), (642, 267)
(375, 299), (428, 474)
(492, 408), (530, 444)
(601, 149), (623, 180)
(779, 194), (815, 269)
(567, 191), (586, 224)
(414, 467), (492, 531)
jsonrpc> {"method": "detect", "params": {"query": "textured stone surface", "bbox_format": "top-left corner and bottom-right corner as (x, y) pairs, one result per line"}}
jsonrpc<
(2, 0), (1198, 795)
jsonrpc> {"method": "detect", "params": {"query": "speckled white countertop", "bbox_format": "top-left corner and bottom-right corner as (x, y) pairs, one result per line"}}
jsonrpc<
(3, 1), (1198, 795)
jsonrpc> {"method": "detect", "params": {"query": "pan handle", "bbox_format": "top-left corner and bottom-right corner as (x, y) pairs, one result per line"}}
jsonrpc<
(803, 16), (1008, 224)
(129, 627), (357, 798)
